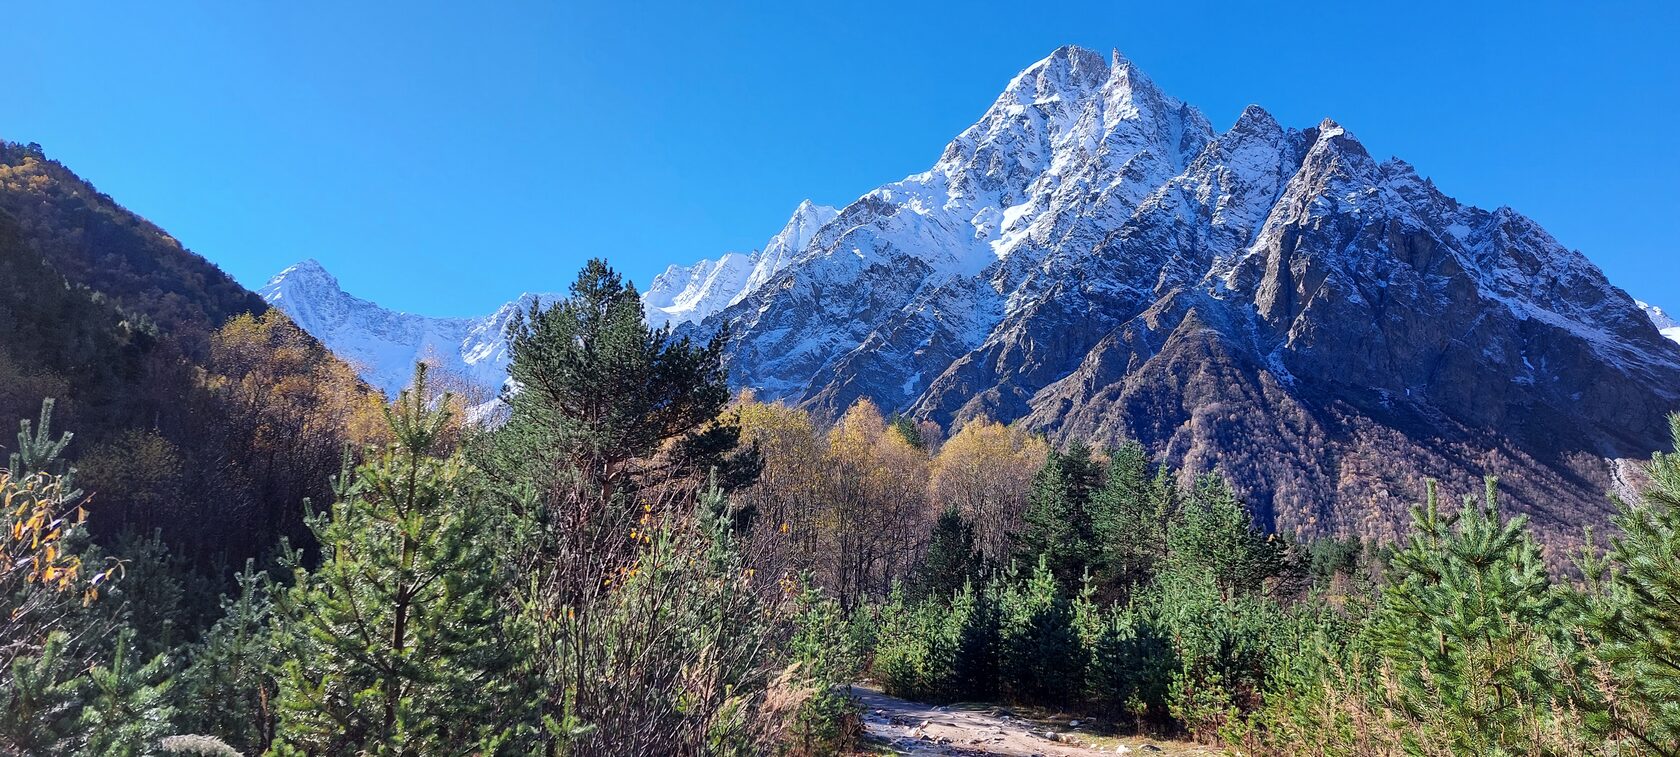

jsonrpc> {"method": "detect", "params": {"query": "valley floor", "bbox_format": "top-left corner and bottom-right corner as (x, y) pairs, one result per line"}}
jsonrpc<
(851, 683), (1216, 756)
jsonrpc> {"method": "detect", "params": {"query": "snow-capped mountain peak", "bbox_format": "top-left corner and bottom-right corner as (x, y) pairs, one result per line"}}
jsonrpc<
(258, 264), (552, 402)
(671, 44), (1680, 550)
(263, 199), (843, 397)
(265, 45), (1679, 552)
(262, 259), (341, 315)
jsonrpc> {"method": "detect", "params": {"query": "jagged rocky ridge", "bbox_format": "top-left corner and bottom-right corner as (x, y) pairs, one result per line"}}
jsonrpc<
(680, 46), (1680, 551)
(260, 200), (838, 399)
(267, 46), (1680, 551)
(259, 260), (541, 401)
(645, 200), (838, 329)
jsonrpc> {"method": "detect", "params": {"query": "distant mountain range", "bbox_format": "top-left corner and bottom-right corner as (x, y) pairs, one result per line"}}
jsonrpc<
(260, 259), (540, 402)
(258, 198), (840, 400)
(262, 46), (1680, 551)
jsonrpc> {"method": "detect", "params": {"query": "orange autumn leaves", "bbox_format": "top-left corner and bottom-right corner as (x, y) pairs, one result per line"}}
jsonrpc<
(209, 312), (388, 449)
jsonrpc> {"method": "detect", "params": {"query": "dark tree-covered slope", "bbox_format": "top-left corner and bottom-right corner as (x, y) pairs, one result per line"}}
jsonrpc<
(0, 141), (266, 342)
(0, 141), (380, 565)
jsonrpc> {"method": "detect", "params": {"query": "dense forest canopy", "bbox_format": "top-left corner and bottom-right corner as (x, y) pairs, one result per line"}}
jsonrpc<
(0, 142), (265, 340)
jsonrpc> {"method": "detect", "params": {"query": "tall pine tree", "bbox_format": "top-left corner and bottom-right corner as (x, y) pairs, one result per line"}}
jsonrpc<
(1016, 444), (1099, 584)
(1579, 414), (1680, 754)
(916, 507), (984, 602)
(273, 366), (527, 754)
(478, 259), (770, 753)
(1166, 474), (1284, 600)
(486, 258), (756, 514)
(1089, 441), (1164, 596)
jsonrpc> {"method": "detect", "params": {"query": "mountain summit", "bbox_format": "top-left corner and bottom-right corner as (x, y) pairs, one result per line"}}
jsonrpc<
(265, 46), (1680, 549)
(675, 46), (1680, 549)
(259, 261), (548, 402)
(1640, 301), (1680, 344)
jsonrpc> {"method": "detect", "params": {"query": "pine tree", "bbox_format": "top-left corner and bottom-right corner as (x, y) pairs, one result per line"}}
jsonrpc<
(1016, 446), (1098, 584)
(1089, 441), (1161, 595)
(482, 258), (760, 623)
(1078, 594), (1174, 728)
(80, 627), (176, 757)
(996, 556), (1083, 705)
(273, 366), (527, 754)
(1166, 474), (1284, 599)
(473, 260), (790, 752)
(1579, 414), (1680, 753)
(916, 507), (983, 602)
(175, 563), (279, 753)
(0, 425), (124, 755)
(946, 580), (1000, 702)
(1060, 440), (1102, 505)
(9, 397), (74, 478)
(785, 584), (864, 753)
(887, 414), (924, 450)
(1366, 478), (1570, 755)
(0, 632), (83, 753)
(487, 258), (757, 512)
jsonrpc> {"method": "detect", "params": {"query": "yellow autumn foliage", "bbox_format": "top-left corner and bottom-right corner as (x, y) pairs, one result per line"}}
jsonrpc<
(2, 470), (114, 606)
(928, 416), (1048, 560)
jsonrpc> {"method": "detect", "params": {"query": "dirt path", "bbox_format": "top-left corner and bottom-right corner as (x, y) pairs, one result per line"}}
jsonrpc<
(851, 683), (1217, 756)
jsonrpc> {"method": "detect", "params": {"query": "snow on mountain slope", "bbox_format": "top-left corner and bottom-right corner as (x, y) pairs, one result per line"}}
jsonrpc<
(685, 46), (1679, 422)
(267, 45), (1678, 551)
(259, 260), (547, 401)
(644, 200), (838, 329)
(1640, 301), (1680, 345)
(263, 200), (839, 398)
(644, 252), (757, 330)
(677, 44), (1680, 549)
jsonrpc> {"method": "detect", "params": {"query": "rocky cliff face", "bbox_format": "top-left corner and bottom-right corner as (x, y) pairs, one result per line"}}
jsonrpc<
(683, 46), (1680, 550)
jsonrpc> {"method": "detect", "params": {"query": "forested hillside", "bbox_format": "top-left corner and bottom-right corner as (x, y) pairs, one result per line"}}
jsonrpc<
(0, 141), (381, 563)
(0, 142), (265, 339)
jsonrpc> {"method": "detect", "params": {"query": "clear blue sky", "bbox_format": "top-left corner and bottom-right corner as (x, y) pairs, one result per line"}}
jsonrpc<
(9, 1), (1678, 316)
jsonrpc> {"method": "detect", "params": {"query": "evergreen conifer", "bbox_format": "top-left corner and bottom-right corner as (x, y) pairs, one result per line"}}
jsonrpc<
(273, 366), (526, 754)
(917, 507), (983, 602)
(1579, 414), (1680, 753)
(1367, 479), (1569, 755)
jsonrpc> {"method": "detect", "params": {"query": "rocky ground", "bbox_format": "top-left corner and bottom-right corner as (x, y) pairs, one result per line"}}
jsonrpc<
(850, 683), (1218, 756)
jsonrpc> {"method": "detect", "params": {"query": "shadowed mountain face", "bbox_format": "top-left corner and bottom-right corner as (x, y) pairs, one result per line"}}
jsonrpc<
(678, 46), (1680, 551)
